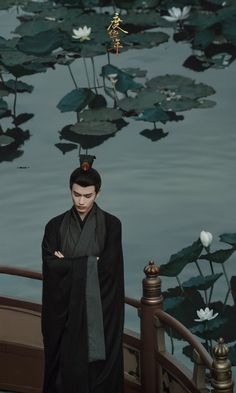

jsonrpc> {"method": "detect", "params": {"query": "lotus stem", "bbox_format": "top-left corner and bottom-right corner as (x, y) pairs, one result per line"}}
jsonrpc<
(223, 288), (231, 311)
(82, 57), (91, 89)
(154, 122), (157, 129)
(176, 275), (184, 294)
(90, 57), (98, 94)
(195, 260), (203, 276)
(67, 64), (78, 89)
(13, 77), (18, 120)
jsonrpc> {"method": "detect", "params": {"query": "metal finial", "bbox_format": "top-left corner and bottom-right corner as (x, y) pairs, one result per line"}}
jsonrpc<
(144, 260), (160, 278)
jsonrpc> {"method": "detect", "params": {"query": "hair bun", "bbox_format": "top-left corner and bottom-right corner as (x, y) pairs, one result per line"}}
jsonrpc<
(80, 154), (96, 171)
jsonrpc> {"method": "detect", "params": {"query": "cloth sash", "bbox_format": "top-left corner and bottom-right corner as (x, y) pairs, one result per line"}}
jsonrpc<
(59, 203), (106, 361)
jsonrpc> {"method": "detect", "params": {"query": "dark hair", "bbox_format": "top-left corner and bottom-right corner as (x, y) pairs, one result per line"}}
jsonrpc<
(69, 167), (102, 193)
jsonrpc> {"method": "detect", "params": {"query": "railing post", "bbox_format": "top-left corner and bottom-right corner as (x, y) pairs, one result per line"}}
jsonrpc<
(140, 260), (163, 393)
(211, 337), (234, 393)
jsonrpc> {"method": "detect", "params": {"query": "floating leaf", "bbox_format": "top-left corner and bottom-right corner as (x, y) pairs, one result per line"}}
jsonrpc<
(70, 121), (117, 136)
(124, 31), (169, 49)
(220, 233), (236, 246)
(183, 273), (223, 291)
(200, 248), (235, 264)
(17, 29), (63, 56)
(160, 98), (199, 112)
(14, 19), (58, 37)
(159, 239), (203, 277)
(81, 108), (122, 122)
(122, 68), (147, 78)
(193, 29), (215, 49)
(57, 89), (95, 113)
(118, 89), (165, 114)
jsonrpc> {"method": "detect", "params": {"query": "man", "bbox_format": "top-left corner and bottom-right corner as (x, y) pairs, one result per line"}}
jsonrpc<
(41, 155), (124, 393)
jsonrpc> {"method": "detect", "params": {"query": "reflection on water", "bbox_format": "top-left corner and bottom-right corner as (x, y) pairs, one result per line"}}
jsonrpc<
(0, 2), (236, 376)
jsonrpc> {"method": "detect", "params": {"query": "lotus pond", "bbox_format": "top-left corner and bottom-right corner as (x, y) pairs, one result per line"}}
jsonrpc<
(0, 0), (236, 378)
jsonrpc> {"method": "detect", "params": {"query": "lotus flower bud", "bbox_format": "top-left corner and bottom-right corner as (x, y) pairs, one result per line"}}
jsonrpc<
(200, 230), (213, 248)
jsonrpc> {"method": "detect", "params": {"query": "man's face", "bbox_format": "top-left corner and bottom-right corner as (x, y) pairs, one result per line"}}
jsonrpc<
(71, 183), (98, 218)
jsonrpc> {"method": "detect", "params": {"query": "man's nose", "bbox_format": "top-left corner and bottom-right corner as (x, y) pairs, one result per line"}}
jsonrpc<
(79, 196), (85, 204)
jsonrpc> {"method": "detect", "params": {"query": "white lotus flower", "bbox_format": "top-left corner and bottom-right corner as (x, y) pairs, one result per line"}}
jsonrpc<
(200, 230), (213, 248)
(194, 307), (218, 322)
(163, 6), (191, 22)
(107, 73), (118, 84)
(72, 26), (91, 42)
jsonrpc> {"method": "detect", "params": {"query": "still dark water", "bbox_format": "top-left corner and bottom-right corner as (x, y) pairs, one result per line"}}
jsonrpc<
(1, 4), (236, 379)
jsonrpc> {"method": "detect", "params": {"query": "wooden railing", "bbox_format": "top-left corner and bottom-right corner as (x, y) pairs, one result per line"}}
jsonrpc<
(0, 263), (234, 393)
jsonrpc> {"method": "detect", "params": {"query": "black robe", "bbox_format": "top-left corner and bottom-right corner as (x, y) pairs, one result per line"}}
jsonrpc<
(41, 209), (124, 393)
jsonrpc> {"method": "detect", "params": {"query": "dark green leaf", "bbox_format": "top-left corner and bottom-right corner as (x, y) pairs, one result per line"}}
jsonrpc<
(163, 296), (185, 312)
(137, 106), (170, 123)
(124, 31), (169, 49)
(159, 239), (203, 277)
(220, 233), (236, 246)
(0, 134), (15, 146)
(17, 29), (63, 56)
(102, 64), (143, 94)
(57, 88), (95, 113)
(183, 273), (223, 291)
(70, 121), (117, 136)
(81, 108), (122, 122)
(199, 248), (235, 264)
(5, 80), (34, 93)
(193, 29), (215, 49)
(118, 89), (165, 114)
(13, 113), (34, 126)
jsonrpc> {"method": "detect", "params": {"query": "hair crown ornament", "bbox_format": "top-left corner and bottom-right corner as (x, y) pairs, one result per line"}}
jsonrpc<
(80, 154), (96, 171)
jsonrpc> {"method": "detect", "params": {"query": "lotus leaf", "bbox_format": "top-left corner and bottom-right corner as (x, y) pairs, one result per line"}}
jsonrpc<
(14, 19), (58, 37)
(125, 10), (170, 28)
(163, 296), (185, 312)
(137, 106), (170, 123)
(81, 108), (122, 122)
(70, 121), (117, 136)
(55, 142), (78, 154)
(122, 68), (147, 78)
(124, 32), (169, 49)
(80, 43), (106, 58)
(193, 29), (216, 49)
(159, 239), (203, 277)
(5, 80), (34, 93)
(160, 98), (200, 112)
(222, 16), (236, 45)
(0, 0), (28, 10)
(102, 64), (143, 94)
(0, 135), (15, 146)
(182, 273), (223, 291)
(190, 317), (227, 339)
(228, 344), (236, 366)
(57, 88), (95, 113)
(13, 113), (34, 126)
(0, 98), (9, 118)
(220, 233), (236, 246)
(199, 248), (235, 264)
(17, 29), (63, 56)
(118, 89), (165, 113)
(146, 74), (194, 90)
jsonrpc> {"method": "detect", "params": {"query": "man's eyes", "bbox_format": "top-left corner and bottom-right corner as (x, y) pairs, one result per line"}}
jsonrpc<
(74, 193), (93, 198)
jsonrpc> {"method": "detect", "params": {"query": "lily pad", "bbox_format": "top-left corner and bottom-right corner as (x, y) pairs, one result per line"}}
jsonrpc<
(14, 19), (58, 37)
(17, 29), (63, 56)
(118, 89), (165, 114)
(193, 29), (216, 49)
(57, 88), (95, 113)
(122, 68), (147, 78)
(159, 239), (203, 277)
(200, 248), (235, 264)
(163, 296), (185, 312)
(182, 273), (223, 291)
(220, 233), (236, 246)
(70, 121), (117, 136)
(124, 31), (169, 49)
(55, 142), (78, 154)
(81, 108), (122, 122)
